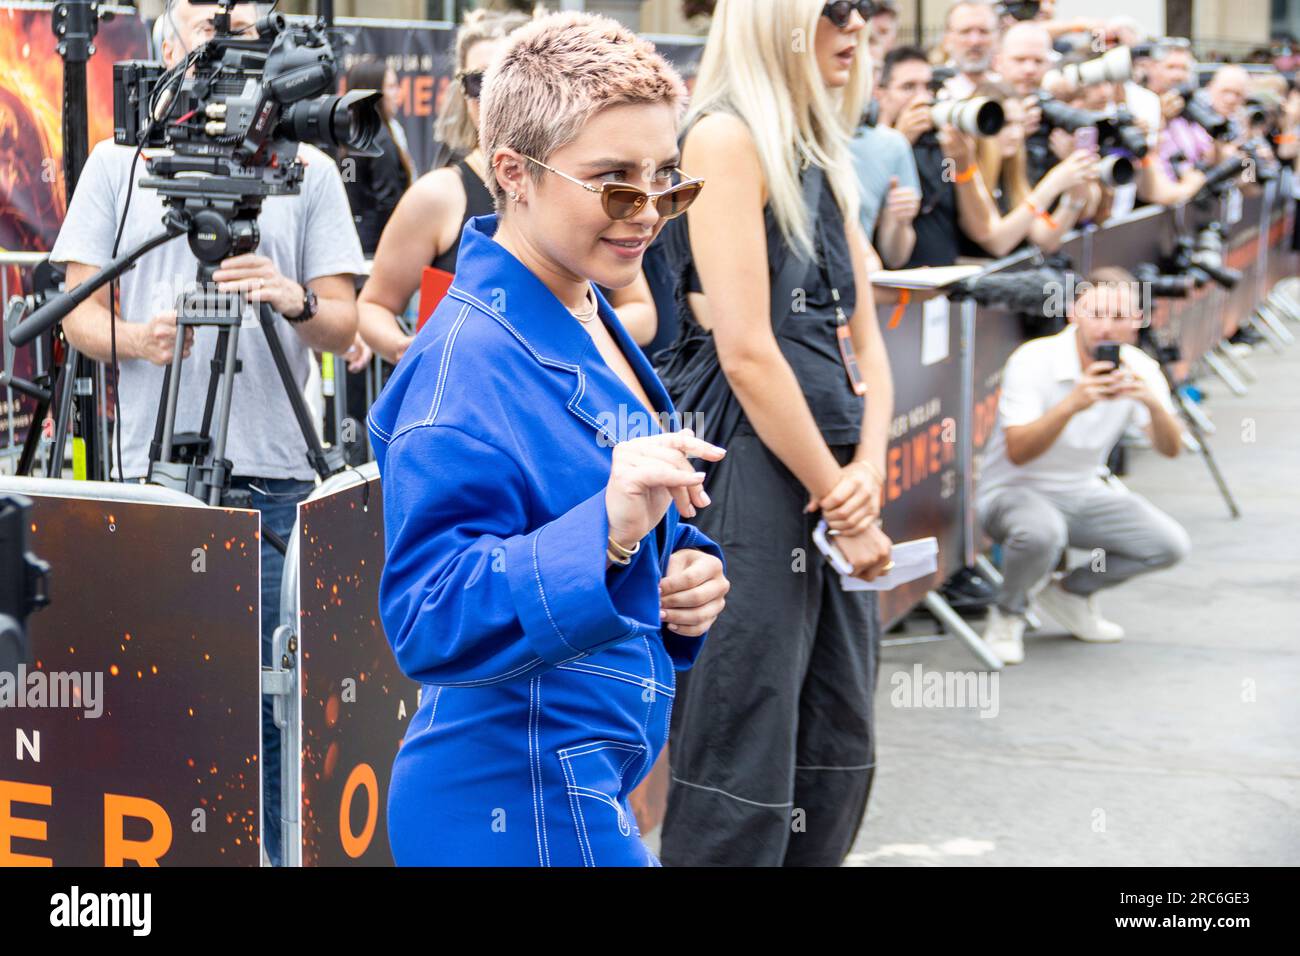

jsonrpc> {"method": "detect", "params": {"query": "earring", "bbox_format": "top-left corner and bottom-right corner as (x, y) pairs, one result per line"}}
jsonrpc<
(509, 192), (519, 202)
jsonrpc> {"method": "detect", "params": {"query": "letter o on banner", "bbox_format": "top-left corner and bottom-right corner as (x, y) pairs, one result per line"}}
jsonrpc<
(339, 763), (378, 859)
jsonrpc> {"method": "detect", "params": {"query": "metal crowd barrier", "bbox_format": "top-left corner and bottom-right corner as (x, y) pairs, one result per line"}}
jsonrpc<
(872, 176), (1296, 664)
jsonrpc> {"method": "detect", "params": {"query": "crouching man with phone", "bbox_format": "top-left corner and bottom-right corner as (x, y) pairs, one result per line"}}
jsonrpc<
(975, 268), (1190, 664)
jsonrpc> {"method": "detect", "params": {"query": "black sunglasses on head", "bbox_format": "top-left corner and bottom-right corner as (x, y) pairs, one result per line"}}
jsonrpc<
(458, 70), (484, 99)
(822, 0), (878, 28)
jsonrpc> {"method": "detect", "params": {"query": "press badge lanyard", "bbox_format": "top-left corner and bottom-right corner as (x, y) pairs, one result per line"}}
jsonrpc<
(815, 221), (867, 396)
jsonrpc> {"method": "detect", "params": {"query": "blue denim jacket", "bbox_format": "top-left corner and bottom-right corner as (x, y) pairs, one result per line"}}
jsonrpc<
(368, 214), (723, 865)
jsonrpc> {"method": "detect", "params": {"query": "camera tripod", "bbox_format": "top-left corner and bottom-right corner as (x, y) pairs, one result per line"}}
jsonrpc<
(12, 179), (344, 515)
(1140, 327), (1240, 519)
(142, 173), (341, 507)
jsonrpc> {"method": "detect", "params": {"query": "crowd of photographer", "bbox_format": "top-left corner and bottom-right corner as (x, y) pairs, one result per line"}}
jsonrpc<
(856, 1), (1300, 278)
(31, 0), (1294, 867)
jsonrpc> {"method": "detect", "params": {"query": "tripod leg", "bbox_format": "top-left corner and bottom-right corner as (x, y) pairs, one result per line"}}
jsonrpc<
(1178, 400), (1241, 519)
(148, 364), (172, 477)
(206, 323), (241, 507)
(49, 345), (81, 479)
(257, 303), (334, 480)
(17, 366), (57, 477)
(200, 326), (231, 441)
(158, 324), (188, 464)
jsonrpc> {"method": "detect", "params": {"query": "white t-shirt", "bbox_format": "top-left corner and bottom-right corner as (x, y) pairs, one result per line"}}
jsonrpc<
(50, 140), (365, 480)
(976, 324), (1175, 504)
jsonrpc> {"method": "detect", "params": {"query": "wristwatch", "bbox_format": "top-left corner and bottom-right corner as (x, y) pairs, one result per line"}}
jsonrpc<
(285, 286), (318, 323)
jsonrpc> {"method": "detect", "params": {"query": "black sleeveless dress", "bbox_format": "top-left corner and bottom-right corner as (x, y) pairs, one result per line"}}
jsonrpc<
(431, 158), (496, 273)
(659, 165), (864, 447)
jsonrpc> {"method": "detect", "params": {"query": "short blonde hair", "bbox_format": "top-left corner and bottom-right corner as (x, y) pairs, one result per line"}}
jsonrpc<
(433, 8), (534, 159)
(479, 11), (688, 210)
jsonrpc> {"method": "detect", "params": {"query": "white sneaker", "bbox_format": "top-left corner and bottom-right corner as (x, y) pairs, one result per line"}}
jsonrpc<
(983, 606), (1026, 665)
(1035, 580), (1124, 642)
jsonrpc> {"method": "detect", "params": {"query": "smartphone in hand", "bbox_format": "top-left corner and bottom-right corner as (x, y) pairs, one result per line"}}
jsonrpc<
(1095, 342), (1122, 367)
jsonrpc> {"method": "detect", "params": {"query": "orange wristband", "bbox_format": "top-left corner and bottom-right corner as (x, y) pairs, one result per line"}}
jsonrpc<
(1277, 133), (1297, 144)
(888, 288), (911, 329)
(1025, 199), (1057, 229)
(954, 163), (978, 184)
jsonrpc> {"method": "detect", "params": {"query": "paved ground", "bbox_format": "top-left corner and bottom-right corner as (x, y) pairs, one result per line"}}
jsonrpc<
(847, 334), (1300, 866)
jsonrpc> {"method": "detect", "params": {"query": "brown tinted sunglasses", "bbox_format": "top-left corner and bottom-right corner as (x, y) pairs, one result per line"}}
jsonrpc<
(514, 153), (705, 221)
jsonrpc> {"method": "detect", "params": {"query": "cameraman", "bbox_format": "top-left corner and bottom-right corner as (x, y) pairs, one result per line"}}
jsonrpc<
(877, 46), (1094, 265)
(976, 269), (1188, 665)
(49, 0), (365, 866)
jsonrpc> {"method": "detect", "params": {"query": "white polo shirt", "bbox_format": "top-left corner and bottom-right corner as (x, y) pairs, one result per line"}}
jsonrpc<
(976, 324), (1175, 504)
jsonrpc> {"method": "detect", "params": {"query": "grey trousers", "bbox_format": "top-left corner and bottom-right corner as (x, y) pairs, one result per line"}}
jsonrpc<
(977, 480), (1191, 616)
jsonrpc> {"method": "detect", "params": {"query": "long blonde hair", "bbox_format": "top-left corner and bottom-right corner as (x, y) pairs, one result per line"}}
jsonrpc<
(433, 8), (534, 157)
(686, 0), (868, 260)
(974, 83), (1031, 212)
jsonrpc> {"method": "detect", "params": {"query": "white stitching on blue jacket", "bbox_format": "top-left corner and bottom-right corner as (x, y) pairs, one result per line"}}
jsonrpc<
(531, 529), (579, 655)
(528, 679), (545, 867)
(391, 303), (471, 442)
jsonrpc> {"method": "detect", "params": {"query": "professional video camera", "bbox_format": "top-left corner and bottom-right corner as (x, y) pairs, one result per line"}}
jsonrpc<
(114, 7), (381, 195)
(1034, 93), (1150, 158)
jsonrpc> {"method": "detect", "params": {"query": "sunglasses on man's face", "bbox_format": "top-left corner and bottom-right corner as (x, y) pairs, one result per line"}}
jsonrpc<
(822, 0), (878, 28)
(515, 154), (705, 221)
(458, 70), (484, 99)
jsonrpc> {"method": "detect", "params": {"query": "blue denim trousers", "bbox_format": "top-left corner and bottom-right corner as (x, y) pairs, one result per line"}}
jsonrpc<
(231, 476), (315, 866)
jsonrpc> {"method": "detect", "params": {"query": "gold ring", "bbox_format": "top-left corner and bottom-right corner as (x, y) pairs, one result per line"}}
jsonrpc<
(882, 561), (896, 572)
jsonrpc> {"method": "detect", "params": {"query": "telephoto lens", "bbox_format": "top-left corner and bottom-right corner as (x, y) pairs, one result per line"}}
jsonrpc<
(1063, 47), (1133, 88)
(1177, 84), (1233, 140)
(1185, 226), (1242, 289)
(931, 97), (1006, 136)
(1198, 155), (1246, 194)
(1098, 154), (1136, 187)
(1100, 107), (1150, 159)
(1037, 93), (1104, 133)
(1135, 263), (1195, 298)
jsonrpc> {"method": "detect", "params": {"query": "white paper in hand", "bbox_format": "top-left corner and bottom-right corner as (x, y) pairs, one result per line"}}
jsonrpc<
(812, 520), (939, 591)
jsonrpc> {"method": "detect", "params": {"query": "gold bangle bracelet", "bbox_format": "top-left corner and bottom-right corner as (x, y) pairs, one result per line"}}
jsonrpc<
(607, 535), (640, 560)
